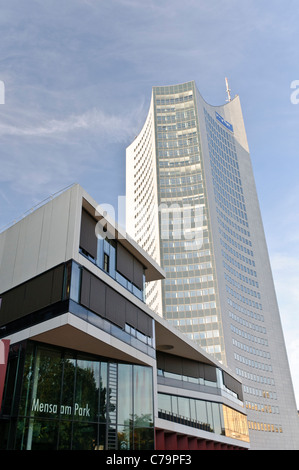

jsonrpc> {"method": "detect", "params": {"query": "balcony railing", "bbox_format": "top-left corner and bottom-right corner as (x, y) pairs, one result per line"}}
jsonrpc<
(158, 409), (213, 433)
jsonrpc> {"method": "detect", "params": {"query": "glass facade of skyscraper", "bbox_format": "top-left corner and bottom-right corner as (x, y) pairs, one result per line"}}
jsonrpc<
(126, 81), (299, 449)
(152, 82), (225, 363)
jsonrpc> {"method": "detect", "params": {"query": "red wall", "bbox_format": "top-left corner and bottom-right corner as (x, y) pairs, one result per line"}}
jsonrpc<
(0, 340), (10, 411)
(155, 429), (247, 451)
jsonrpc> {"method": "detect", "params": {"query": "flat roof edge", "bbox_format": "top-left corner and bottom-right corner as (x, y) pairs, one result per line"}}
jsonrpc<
(81, 190), (165, 282)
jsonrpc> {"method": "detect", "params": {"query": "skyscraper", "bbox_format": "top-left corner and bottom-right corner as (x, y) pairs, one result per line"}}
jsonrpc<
(126, 80), (299, 450)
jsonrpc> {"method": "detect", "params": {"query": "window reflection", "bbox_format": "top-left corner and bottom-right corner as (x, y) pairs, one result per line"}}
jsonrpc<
(178, 396), (190, 420)
(133, 365), (154, 428)
(10, 342), (154, 450)
(75, 359), (100, 422)
(118, 364), (133, 426)
(117, 425), (132, 450)
(223, 405), (250, 443)
(61, 355), (76, 421)
(158, 392), (249, 442)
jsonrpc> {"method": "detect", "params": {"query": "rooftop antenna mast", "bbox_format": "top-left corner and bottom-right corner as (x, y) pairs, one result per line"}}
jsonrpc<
(225, 77), (232, 102)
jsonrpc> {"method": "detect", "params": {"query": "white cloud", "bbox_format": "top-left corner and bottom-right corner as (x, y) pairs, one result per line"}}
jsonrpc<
(0, 105), (141, 207)
(0, 96), (147, 229)
(0, 107), (142, 141)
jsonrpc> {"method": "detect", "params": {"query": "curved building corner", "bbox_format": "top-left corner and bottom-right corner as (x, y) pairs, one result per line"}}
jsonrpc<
(126, 81), (299, 450)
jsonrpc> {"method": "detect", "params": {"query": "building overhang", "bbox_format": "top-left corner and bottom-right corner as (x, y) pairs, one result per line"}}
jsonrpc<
(81, 193), (165, 283)
(5, 312), (155, 368)
(153, 311), (217, 366)
(153, 311), (241, 384)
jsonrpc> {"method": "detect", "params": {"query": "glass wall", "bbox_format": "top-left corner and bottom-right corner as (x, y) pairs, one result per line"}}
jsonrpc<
(2, 342), (154, 450)
(153, 83), (225, 362)
(158, 392), (249, 443)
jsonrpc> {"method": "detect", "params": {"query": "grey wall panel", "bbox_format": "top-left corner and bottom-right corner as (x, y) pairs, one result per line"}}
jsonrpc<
(117, 243), (144, 290)
(133, 258), (144, 290)
(89, 274), (106, 316)
(116, 243), (133, 281)
(137, 312), (152, 337)
(157, 352), (218, 383)
(204, 364), (217, 383)
(236, 380), (243, 401)
(125, 302), (138, 327)
(182, 359), (199, 378)
(223, 371), (243, 400)
(0, 265), (65, 327)
(106, 287), (126, 329)
(80, 269), (91, 309)
(164, 354), (183, 376)
(0, 284), (26, 325)
(199, 363), (205, 380)
(80, 209), (97, 259)
(51, 265), (64, 304)
(156, 353), (165, 371)
(79, 267), (153, 337)
(126, 301), (152, 337)
(23, 270), (53, 315)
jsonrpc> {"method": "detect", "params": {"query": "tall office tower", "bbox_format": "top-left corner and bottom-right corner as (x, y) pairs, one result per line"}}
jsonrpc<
(126, 81), (299, 449)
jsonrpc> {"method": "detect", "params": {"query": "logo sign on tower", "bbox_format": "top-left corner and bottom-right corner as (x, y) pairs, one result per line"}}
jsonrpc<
(215, 112), (234, 132)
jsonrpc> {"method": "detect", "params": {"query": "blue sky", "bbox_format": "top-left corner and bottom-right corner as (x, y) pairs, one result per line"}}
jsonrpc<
(0, 0), (298, 406)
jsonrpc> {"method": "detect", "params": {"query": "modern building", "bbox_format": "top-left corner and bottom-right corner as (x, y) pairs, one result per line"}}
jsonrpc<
(126, 80), (299, 450)
(0, 184), (250, 451)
